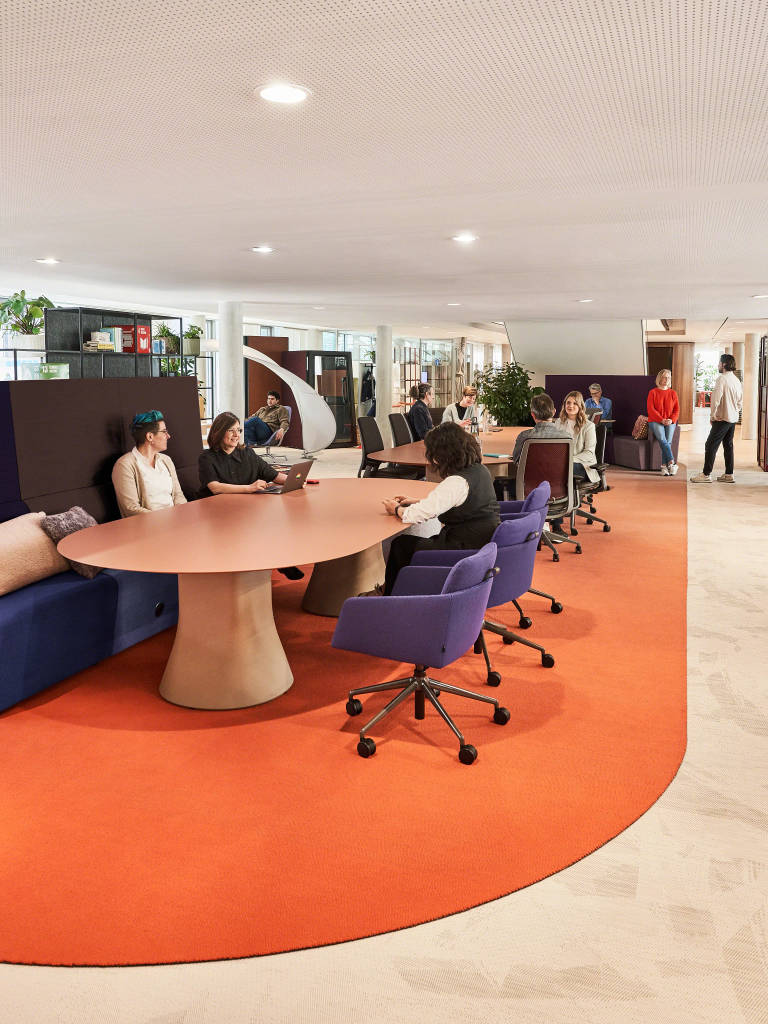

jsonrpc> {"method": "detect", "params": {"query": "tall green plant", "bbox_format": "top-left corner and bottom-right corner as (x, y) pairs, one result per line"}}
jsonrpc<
(0, 290), (54, 334)
(474, 362), (543, 426)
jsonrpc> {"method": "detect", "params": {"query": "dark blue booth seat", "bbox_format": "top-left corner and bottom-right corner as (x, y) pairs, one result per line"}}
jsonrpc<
(0, 569), (178, 712)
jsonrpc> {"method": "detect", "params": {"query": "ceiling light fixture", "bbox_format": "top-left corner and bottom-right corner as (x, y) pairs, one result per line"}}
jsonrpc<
(251, 245), (273, 254)
(313, 306), (325, 310)
(258, 83), (310, 104)
(35, 257), (59, 264)
(751, 294), (768, 299)
(577, 298), (593, 303)
(447, 302), (461, 306)
(452, 232), (477, 244)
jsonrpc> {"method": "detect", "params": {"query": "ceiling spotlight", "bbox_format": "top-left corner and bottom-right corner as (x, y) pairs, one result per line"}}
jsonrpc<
(313, 306), (325, 310)
(259, 83), (310, 104)
(251, 245), (273, 254)
(447, 302), (461, 306)
(577, 298), (593, 303)
(752, 294), (768, 299)
(452, 233), (477, 244)
(35, 257), (60, 264)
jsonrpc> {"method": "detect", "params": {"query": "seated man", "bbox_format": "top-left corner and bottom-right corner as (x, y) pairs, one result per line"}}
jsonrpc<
(243, 390), (290, 447)
(112, 409), (187, 517)
(584, 382), (613, 421)
(493, 393), (571, 505)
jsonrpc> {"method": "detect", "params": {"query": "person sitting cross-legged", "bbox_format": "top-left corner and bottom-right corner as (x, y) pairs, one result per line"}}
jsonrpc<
(243, 390), (290, 447)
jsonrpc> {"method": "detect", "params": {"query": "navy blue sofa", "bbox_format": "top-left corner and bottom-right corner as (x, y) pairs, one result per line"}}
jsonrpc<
(0, 377), (203, 713)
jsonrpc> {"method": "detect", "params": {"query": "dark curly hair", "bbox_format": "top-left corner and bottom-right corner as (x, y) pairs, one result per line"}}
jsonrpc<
(424, 421), (481, 477)
(207, 411), (244, 452)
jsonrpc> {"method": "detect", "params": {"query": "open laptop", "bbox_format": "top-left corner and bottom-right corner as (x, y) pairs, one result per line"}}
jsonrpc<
(260, 460), (314, 494)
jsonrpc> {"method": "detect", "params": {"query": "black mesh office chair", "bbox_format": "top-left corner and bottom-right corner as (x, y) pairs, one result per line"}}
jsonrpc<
(570, 423), (611, 535)
(388, 412), (413, 446)
(357, 417), (421, 479)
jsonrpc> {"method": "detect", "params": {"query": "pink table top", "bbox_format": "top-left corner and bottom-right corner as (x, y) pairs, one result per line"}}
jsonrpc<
(58, 477), (436, 575)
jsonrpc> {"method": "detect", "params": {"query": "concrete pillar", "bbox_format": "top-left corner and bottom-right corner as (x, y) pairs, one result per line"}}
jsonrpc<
(742, 333), (759, 441)
(217, 301), (244, 420)
(732, 340), (745, 373)
(723, 344), (732, 355)
(375, 325), (394, 444)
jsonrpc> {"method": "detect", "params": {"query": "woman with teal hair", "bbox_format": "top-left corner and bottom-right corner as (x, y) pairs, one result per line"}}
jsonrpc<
(112, 409), (187, 517)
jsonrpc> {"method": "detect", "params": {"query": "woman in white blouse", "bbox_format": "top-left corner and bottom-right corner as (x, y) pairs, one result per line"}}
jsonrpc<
(376, 421), (499, 595)
(112, 410), (187, 517)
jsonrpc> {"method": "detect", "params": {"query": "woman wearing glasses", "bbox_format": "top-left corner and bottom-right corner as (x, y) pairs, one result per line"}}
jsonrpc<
(112, 409), (188, 517)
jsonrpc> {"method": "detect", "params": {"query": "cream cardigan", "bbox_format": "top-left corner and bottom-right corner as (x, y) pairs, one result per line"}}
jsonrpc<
(112, 450), (187, 517)
(563, 419), (600, 483)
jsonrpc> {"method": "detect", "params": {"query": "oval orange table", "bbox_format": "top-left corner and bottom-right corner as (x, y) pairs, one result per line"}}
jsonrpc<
(369, 426), (526, 479)
(58, 477), (435, 711)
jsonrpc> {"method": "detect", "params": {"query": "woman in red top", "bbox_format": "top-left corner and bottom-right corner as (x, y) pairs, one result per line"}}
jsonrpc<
(647, 369), (679, 475)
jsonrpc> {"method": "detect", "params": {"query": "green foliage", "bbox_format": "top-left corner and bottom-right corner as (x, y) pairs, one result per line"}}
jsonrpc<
(153, 322), (180, 354)
(0, 290), (54, 334)
(183, 324), (204, 340)
(694, 355), (718, 392)
(473, 362), (544, 426)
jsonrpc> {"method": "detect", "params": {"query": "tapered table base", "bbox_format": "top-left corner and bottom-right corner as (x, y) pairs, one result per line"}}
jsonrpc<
(159, 570), (294, 709)
(302, 544), (386, 617)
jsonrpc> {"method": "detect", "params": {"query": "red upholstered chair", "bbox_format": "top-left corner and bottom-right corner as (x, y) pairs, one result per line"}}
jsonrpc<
(515, 437), (582, 561)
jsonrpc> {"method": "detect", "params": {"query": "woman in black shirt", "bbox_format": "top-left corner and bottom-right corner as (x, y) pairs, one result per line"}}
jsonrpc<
(198, 412), (303, 579)
(406, 383), (434, 441)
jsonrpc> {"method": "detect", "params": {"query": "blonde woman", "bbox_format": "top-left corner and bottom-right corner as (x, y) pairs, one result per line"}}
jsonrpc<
(647, 369), (679, 475)
(442, 386), (480, 427)
(550, 391), (599, 534)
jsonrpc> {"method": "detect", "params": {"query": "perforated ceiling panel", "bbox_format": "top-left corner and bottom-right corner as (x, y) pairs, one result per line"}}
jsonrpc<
(2, 0), (768, 324)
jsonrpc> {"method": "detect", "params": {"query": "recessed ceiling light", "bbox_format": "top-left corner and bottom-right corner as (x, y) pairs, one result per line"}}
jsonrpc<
(251, 245), (273, 254)
(313, 306), (325, 310)
(258, 83), (310, 104)
(447, 302), (461, 306)
(578, 298), (593, 303)
(752, 294), (768, 299)
(35, 257), (59, 264)
(452, 233), (477, 244)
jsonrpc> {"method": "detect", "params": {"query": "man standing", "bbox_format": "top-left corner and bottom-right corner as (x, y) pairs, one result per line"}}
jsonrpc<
(690, 354), (743, 483)
(243, 390), (291, 446)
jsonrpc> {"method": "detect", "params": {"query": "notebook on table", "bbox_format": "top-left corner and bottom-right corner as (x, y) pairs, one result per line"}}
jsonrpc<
(260, 460), (314, 494)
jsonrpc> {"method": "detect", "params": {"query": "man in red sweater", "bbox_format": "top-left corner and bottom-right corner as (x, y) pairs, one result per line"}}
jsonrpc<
(647, 370), (680, 475)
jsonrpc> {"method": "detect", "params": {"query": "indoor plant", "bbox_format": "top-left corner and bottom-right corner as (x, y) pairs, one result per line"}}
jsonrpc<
(153, 322), (180, 355)
(183, 323), (204, 356)
(0, 290), (54, 350)
(473, 361), (543, 426)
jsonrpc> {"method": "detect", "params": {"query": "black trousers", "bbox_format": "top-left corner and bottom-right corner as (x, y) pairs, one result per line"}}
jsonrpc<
(703, 421), (736, 475)
(384, 527), (493, 595)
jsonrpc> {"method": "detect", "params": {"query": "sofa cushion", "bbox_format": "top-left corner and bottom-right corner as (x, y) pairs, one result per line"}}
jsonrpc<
(0, 511), (69, 597)
(41, 506), (102, 578)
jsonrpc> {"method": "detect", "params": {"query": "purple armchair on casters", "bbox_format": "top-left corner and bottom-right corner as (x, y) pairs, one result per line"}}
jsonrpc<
(412, 513), (556, 686)
(499, 481), (564, 617)
(332, 543), (510, 764)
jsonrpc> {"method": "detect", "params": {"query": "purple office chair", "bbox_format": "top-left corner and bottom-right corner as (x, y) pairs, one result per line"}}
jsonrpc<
(499, 481), (564, 620)
(412, 514), (555, 684)
(332, 543), (510, 764)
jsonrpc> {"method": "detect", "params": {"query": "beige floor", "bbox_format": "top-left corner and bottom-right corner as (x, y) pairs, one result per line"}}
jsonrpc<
(2, 410), (767, 1024)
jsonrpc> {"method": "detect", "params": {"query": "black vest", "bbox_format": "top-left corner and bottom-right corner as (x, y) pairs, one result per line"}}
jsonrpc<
(437, 463), (499, 548)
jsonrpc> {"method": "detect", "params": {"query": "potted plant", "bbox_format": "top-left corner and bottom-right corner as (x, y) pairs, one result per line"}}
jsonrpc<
(182, 323), (204, 356)
(473, 361), (543, 426)
(0, 290), (54, 351)
(694, 356), (719, 407)
(153, 322), (180, 355)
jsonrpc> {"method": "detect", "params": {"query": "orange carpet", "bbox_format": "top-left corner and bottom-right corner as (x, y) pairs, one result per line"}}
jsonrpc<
(0, 475), (686, 967)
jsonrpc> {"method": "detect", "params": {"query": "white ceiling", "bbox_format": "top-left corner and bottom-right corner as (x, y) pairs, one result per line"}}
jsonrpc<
(4, 0), (768, 330)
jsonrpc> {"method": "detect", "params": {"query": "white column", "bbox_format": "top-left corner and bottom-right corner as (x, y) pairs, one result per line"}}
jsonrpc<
(742, 333), (759, 441)
(723, 344), (732, 355)
(217, 301), (244, 419)
(307, 328), (322, 350)
(732, 340), (745, 375)
(375, 325), (394, 444)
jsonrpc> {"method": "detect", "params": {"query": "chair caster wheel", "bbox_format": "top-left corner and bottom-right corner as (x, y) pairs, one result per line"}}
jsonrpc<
(603, 524), (611, 532)
(357, 737), (376, 758)
(346, 698), (363, 716)
(551, 601), (563, 614)
(458, 744), (477, 765)
(487, 671), (501, 687)
(493, 706), (510, 725)
(542, 653), (555, 668)
(570, 528), (578, 536)
(502, 635), (514, 645)
(585, 518), (593, 525)
(553, 553), (560, 562)
(575, 545), (582, 554)
(518, 616), (532, 629)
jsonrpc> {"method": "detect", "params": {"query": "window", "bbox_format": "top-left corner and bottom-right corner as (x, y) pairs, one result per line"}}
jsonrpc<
(259, 325), (274, 336)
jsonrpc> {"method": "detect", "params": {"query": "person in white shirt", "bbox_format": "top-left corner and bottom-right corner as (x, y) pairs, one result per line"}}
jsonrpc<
(112, 410), (187, 516)
(372, 421), (500, 595)
(690, 354), (744, 483)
